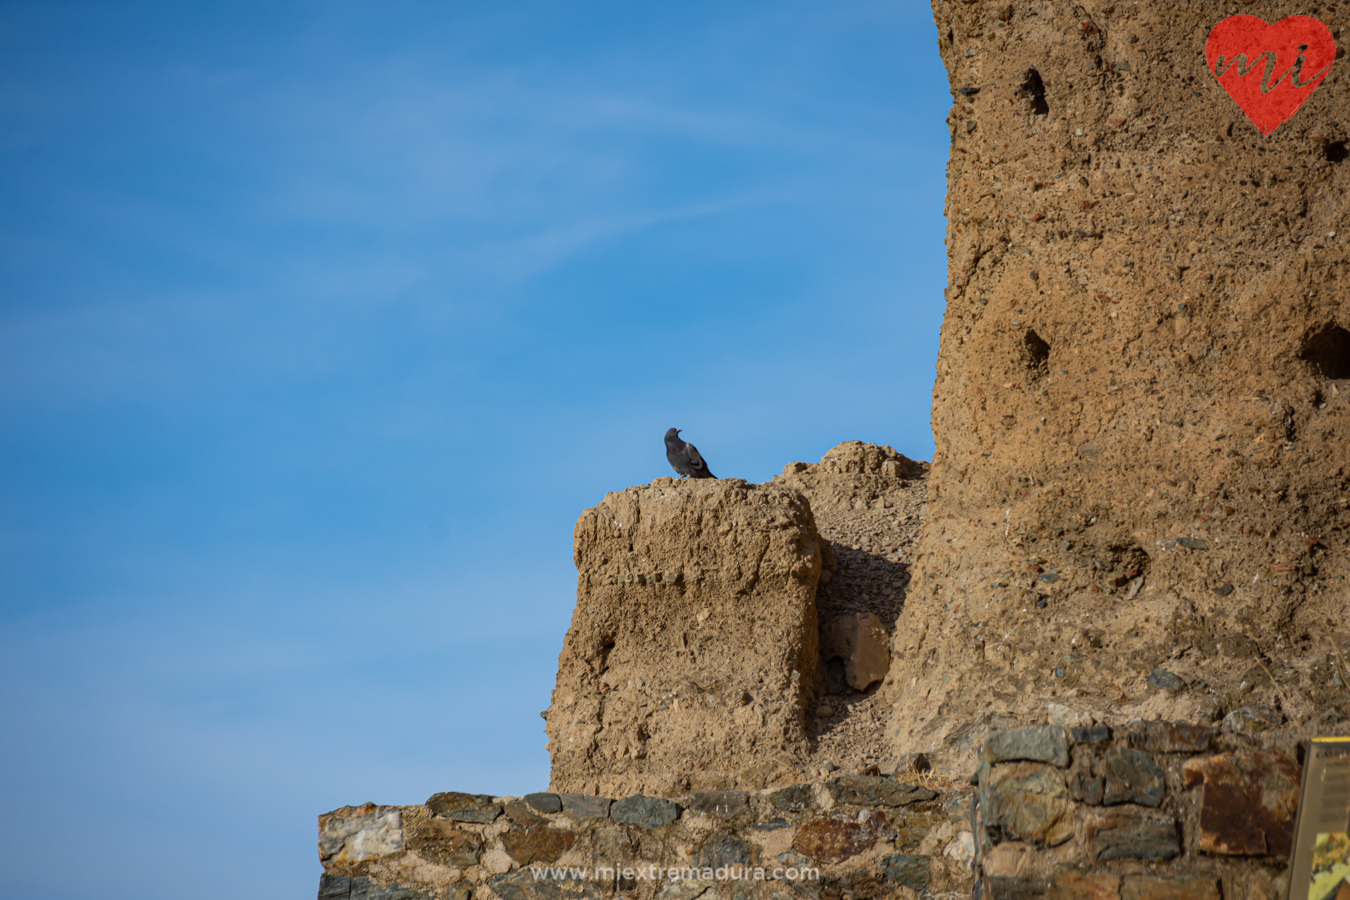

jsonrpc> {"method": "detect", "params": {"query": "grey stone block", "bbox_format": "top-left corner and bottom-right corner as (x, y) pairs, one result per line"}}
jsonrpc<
(1087, 808), (1180, 860)
(559, 793), (612, 819)
(1070, 724), (1112, 743)
(1100, 747), (1165, 808)
(827, 775), (936, 807)
(610, 794), (680, 829)
(1067, 766), (1104, 806)
(1221, 705), (1285, 734)
(317, 875), (438, 900)
(1127, 720), (1215, 753)
(524, 792), (562, 814)
(751, 817), (790, 830)
(982, 726), (1069, 767)
(319, 875), (352, 900)
(1148, 668), (1185, 691)
(352, 880), (435, 900)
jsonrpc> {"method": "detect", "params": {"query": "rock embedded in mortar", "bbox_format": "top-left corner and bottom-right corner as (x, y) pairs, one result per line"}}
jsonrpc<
(980, 762), (1074, 848)
(827, 775), (937, 808)
(425, 791), (501, 824)
(558, 793), (611, 819)
(982, 725), (1070, 767)
(1099, 747), (1166, 808)
(1182, 750), (1300, 857)
(319, 804), (406, 865)
(609, 794), (680, 830)
(1086, 808), (1181, 861)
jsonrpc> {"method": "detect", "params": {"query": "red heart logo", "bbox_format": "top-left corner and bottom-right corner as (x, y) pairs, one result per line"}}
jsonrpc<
(1206, 15), (1335, 136)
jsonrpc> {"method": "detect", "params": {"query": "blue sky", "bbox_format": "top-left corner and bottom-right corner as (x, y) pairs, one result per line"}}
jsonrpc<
(0, 3), (948, 897)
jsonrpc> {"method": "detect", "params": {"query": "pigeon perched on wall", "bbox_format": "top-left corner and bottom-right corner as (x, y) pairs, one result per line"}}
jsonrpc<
(664, 428), (716, 479)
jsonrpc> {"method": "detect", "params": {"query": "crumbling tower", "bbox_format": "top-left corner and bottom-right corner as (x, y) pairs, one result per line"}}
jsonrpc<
(886, 0), (1350, 758)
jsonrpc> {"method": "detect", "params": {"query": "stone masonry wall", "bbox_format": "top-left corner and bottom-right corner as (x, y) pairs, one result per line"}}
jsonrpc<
(884, 0), (1350, 769)
(315, 717), (1306, 899)
(969, 721), (1299, 900)
(317, 771), (975, 900)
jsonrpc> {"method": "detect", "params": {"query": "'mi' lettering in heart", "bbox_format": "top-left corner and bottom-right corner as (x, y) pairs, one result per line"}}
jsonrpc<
(1206, 15), (1336, 136)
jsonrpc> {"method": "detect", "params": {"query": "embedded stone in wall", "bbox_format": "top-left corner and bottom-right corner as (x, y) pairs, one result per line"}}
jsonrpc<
(792, 811), (893, 863)
(489, 869), (601, 900)
(609, 794), (679, 829)
(1066, 752), (1104, 806)
(1071, 726), (1113, 744)
(501, 825), (576, 864)
(318, 874), (435, 900)
(826, 774), (936, 807)
(1086, 808), (1180, 861)
(426, 791), (501, 824)
(769, 784), (813, 813)
(1220, 705), (1286, 734)
(685, 790), (749, 819)
(981, 762), (1073, 848)
(319, 805), (406, 865)
(1182, 750), (1300, 857)
(983, 725), (1069, 767)
(1050, 872), (1121, 900)
(986, 872), (1124, 900)
(505, 800), (550, 827)
(1100, 747), (1165, 808)
(548, 478), (825, 796)
(405, 816), (483, 867)
(524, 792), (562, 814)
(1127, 722), (1216, 755)
(559, 793), (611, 819)
(696, 832), (753, 868)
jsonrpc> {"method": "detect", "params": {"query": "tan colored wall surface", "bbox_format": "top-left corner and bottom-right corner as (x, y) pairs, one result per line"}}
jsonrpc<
(885, 0), (1350, 766)
(545, 478), (826, 798)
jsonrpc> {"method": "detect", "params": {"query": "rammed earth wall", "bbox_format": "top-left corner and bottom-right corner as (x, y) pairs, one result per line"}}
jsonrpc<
(544, 477), (827, 798)
(884, 0), (1350, 770)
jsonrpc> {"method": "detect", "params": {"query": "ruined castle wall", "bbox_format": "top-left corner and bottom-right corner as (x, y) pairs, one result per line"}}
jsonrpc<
(315, 720), (1304, 900)
(885, 0), (1350, 765)
(316, 777), (975, 900)
(312, 6), (1350, 895)
(545, 478), (827, 798)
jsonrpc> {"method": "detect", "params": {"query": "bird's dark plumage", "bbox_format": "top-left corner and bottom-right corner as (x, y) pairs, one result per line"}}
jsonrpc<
(665, 428), (716, 479)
